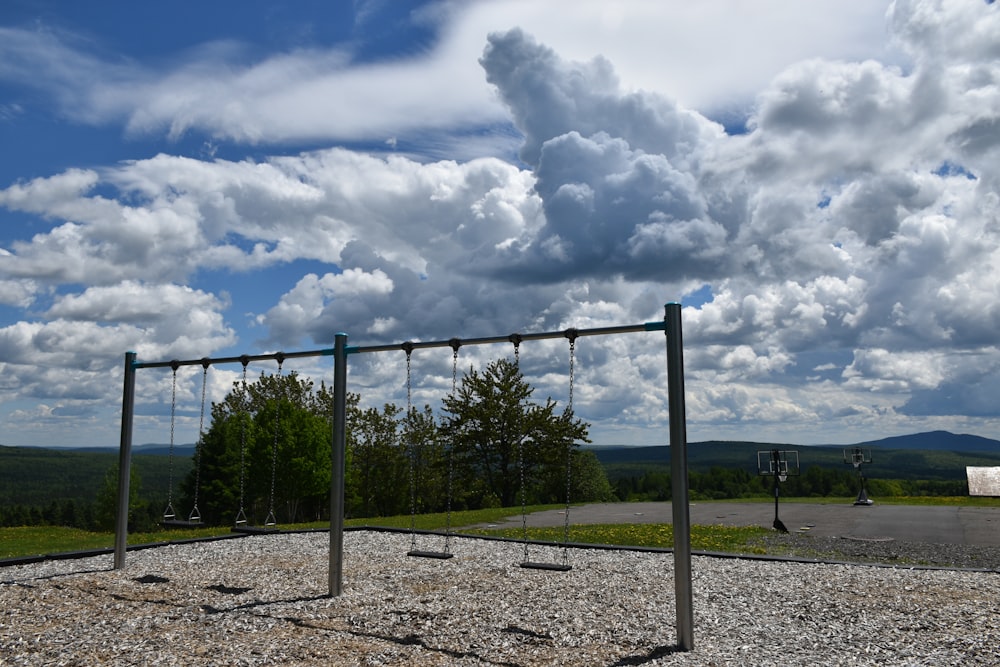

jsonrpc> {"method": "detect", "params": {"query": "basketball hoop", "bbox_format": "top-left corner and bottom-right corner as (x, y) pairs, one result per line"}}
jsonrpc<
(757, 449), (800, 532)
(843, 447), (874, 505)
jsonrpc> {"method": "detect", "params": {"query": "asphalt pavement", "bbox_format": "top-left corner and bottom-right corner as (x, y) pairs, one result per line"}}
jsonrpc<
(474, 501), (1000, 547)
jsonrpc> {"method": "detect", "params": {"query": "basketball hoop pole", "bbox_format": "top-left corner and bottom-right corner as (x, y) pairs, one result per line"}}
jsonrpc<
(771, 449), (788, 533)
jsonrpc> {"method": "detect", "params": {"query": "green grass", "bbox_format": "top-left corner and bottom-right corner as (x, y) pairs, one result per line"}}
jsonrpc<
(3, 497), (998, 561)
(1, 521), (769, 561)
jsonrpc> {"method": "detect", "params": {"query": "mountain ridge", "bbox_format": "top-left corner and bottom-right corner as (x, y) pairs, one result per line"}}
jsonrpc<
(12, 430), (1000, 457)
(586, 430), (1000, 454)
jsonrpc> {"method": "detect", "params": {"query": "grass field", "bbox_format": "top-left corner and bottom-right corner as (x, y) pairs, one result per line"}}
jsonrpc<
(3, 497), (997, 561)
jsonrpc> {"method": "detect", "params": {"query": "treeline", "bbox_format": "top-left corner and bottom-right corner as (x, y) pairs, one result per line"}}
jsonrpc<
(614, 465), (969, 501)
(0, 500), (94, 530)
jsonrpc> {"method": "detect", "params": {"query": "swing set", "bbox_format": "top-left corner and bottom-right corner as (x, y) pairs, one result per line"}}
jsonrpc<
(114, 303), (695, 651)
(230, 354), (286, 532)
(159, 354), (287, 532)
(160, 359), (208, 528)
(401, 332), (579, 569)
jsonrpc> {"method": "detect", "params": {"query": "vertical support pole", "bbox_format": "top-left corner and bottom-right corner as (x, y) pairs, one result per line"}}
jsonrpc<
(114, 351), (137, 570)
(665, 303), (694, 651)
(329, 333), (348, 597)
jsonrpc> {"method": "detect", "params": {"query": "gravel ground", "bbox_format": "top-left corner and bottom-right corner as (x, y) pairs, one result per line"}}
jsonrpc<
(1, 530), (998, 666)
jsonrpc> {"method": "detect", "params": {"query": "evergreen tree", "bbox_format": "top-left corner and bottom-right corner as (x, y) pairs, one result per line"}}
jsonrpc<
(440, 358), (590, 508)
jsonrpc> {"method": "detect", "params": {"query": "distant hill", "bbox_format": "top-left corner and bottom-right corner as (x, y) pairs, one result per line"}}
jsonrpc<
(590, 431), (1000, 483)
(0, 444), (192, 508)
(41, 443), (197, 457)
(591, 430), (1000, 458)
(855, 430), (1000, 454)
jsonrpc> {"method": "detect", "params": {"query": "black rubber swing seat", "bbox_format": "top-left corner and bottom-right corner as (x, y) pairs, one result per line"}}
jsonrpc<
(520, 561), (572, 572)
(232, 524), (280, 534)
(407, 550), (454, 560)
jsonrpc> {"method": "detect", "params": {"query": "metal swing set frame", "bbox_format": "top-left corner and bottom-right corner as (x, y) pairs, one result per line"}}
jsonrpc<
(114, 303), (696, 651)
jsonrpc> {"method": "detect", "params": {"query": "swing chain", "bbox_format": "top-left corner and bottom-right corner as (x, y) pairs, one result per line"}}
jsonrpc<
(508, 333), (522, 366)
(562, 330), (578, 566)
(235, 356), (249, 525)
(445, 339), (461, 552)
(163, 361), (180, 520)
(511, 336), (531, 561)
(403, 343), (417, 550)
(266, 355), (284, 526)
(186, 359), (210, 523)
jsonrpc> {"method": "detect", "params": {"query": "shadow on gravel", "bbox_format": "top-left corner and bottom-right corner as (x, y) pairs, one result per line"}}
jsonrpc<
(608, 644), (685, 665)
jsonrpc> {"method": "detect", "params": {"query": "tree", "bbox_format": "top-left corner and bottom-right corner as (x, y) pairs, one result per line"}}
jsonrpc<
(350, 402), (407, 517)
(184, 371), (346, 525)
(440, 358), (590, 508)
(566, 449), (615, 503)
(406, 404), (449, 512)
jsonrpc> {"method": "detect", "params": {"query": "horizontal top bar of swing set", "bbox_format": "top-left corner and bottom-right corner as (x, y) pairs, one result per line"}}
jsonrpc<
(131, 320), (667, 369)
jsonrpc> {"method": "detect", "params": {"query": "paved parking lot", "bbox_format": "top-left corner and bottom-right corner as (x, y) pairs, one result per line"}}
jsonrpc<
(478, 501), (1000, 546)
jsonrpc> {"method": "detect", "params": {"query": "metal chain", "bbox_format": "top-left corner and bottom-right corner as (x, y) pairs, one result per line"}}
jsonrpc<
(511, 336), (530, 562)
(235, 358), (249, 525)
(163, 362), (179, 520)
(444, 340), (460, 553)
(189, 360), (209, 523)
(562, 333), (577, 567)
(266, 356), (283, 526)
(404, 344), (417, 551)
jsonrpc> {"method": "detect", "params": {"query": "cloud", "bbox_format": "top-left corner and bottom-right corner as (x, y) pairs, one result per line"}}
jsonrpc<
(0, 2), (896, 152)
(0, 281), (233, 366)
(3, 0), (1000, 445)
(0, 14), (506, 146)
(261, 269), (394, 345)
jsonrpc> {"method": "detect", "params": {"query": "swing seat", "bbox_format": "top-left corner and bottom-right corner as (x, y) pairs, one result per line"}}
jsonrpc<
(407, 550), (454, 560)
(520, 561), (572, 572)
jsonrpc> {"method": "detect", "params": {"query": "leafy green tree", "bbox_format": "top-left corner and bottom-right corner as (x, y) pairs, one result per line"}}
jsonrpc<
(566, 449), (615, 503)
(184, 371), (347, 525)
(440, 358), (590, 508)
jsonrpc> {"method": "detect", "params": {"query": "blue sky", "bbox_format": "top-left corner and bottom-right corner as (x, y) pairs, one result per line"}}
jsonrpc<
(2, 0), (1000, 449)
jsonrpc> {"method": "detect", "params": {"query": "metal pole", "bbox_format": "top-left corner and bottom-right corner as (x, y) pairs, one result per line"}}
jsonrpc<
(774, 472), (780, 524)
(665, 303), (694, 651)
(114, 352), (137, 570)
(329, 333), (348, 597)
